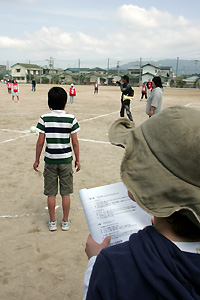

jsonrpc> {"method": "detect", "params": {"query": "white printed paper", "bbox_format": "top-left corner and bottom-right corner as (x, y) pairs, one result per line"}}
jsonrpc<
(79, 182), (151, 246)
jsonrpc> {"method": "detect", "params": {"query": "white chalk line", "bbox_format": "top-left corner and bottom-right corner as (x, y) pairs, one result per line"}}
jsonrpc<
(0, 128), (30, 133)
(79, 111), (118, 122)
(78, 104), (145, 123)
(185, 103), (200, 107)
(79, 138), (110, 144)
(0, 133), (31, 144)
(0, 206), (83, 219)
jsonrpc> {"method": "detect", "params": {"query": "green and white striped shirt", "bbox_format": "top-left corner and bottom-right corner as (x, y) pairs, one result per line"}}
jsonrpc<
(36, 110), (80, 164)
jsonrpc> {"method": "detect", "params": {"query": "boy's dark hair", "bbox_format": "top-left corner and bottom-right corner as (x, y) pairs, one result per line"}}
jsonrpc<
(48, 87), (67, 110)
(152, 76), (163, 88)
(167, 211), (200, 240)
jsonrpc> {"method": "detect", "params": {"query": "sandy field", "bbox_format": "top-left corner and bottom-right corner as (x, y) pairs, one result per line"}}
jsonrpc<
(0, 83), (200, 300)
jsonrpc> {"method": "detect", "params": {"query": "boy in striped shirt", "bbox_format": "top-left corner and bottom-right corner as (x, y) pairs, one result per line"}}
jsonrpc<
(33, 87), (81, 231)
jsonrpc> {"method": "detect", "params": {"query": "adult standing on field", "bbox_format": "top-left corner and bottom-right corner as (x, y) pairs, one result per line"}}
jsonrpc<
(120, 75), (133, 122)
(146, 76), (163, 117)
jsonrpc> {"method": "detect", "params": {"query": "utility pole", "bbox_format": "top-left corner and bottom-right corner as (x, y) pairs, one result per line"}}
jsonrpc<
(117, 61), (120, 77)
(176, 57), (179, 77)
(107, 58), (109, 85)
(29, 59), (31, 83)
(194, 60), (199, 74)
(78, 59), (80, 84)
(139, 57), (142, 86)
(40, 66), (42, 84)
(47, 56), (54, 83)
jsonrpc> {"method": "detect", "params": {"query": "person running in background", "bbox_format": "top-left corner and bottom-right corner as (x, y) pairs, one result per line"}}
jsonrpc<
(94, 81), (98, 94)
(7, 80), (11, 94)
(32, 77), (36, 92)
(12, 79), (20, 103)
(140, 82), (147, 101)
(33, 87), (81, 231)
(69, 83), (76, 104)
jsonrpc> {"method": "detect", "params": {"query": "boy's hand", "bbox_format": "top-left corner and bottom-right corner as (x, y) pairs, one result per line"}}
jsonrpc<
(75, 160), (81, 172)
(85, 234), (111, 259)
(33, 161), (39, 172)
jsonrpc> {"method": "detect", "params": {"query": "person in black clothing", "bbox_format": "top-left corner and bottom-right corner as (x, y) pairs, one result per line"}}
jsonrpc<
(32, 77), (36, 92)
(119, 75), (133, 122)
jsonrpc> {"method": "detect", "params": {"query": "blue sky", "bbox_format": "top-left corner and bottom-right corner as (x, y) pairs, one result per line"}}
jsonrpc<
(0, 0), (200, 68)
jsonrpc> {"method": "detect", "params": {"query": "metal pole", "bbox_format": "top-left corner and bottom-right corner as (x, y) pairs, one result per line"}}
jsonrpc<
(78, 59), (80, 84)
(139, 57), (142, 86)
(107, 58), (109, 85)
(176, 57), (179, 77)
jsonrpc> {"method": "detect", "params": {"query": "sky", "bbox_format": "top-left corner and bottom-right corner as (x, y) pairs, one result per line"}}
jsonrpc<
(0, 0), (200, 69)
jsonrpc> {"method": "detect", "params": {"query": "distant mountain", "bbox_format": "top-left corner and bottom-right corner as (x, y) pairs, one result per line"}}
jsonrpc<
(119, 59), (200, 76)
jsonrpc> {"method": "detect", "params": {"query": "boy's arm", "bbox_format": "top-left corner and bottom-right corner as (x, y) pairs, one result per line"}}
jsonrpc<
(71, 132), (81, 172)
(33, 132), (45, 171)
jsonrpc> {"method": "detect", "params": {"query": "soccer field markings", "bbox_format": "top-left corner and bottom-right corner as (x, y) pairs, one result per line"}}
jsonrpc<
(79, 138), (110, 144)
(0, 103), (145, 144)
(0, 128), (36, 144)
(0, 206), (83, 219)
(185, 103), (200, 107)
(79, 111), (118, 122)
(79, 103), (146, 123)
(0, 133), (31, 144)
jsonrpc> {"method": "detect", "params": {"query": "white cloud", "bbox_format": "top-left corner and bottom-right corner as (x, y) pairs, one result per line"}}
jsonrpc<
(0, 4), (200, 62)
(0, 36), (30, 49)
(115, 4), (200, 58)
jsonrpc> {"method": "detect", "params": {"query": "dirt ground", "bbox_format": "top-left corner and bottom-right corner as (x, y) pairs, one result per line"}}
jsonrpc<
(0, 83), (200, 300)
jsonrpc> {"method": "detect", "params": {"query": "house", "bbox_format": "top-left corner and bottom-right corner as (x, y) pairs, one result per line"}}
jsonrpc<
(11, 63), (42, 83)
(158, 66), (173, 78)
(183, 75), (200, 88)
(128, 63), (172, 85)
(128, 65), (141, 76)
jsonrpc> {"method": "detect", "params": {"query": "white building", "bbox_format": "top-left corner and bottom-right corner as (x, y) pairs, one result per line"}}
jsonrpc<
(11, 63), (42, 83)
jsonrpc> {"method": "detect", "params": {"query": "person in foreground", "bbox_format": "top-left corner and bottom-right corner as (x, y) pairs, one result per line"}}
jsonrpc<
(83, 105), (200, 300)
(146, 76), (163, 117)
(33, 87), (81, 231)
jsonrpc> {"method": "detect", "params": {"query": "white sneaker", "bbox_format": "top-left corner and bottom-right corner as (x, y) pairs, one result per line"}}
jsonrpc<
(61, 220), (69, 231)
(48, 221), (57, 231)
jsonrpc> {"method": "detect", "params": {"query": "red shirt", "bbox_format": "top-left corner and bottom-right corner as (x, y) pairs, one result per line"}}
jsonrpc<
(69, 87), (76, 96)
(13, 83), (18, 92)
(147, 82), (152, 89)
(142, 85), (147, 92)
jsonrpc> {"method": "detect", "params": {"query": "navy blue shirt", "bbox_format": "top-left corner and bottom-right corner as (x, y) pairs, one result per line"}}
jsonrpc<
(86, 226), (200, 299)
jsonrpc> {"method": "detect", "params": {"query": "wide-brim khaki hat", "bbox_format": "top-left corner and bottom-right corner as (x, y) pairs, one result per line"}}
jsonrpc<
(109, 105), (200, 227)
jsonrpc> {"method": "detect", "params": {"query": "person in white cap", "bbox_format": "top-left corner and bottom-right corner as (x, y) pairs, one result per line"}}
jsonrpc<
(69, 83), (76, 104)
(83, 105), (200, 300)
